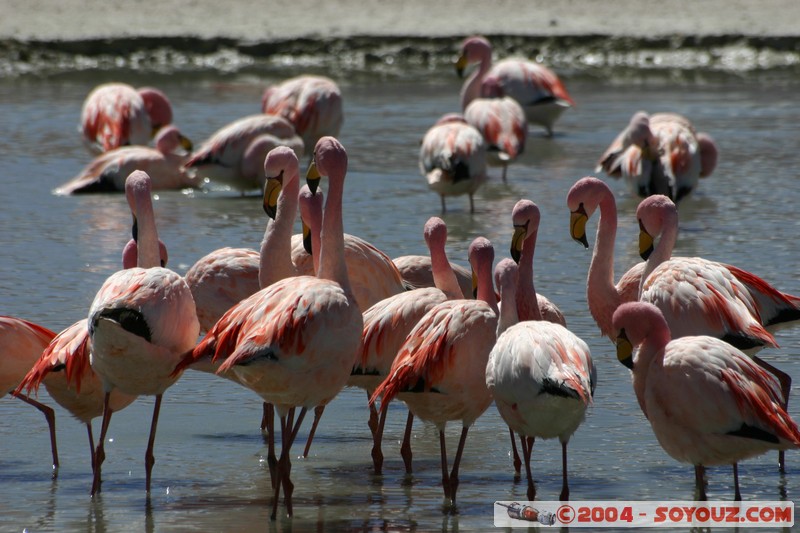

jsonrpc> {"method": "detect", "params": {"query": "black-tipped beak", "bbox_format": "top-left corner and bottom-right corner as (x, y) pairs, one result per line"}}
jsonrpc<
(638, 219), (654, 261)
(616, 329), (634, 370)
(510, 225), (526, 264)
(302, 219), (313, 255)
(306, 159), (321, 195)
(455, 54), (467, 78)
(570, 205), (589, 249)
(263, 175), (282, 220)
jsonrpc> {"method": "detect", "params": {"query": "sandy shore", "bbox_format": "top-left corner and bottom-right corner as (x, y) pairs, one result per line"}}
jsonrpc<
(1, 0), (798, 41)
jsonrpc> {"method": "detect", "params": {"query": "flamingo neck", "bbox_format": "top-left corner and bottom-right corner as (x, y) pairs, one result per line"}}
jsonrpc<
(497, 281), (519, 335)
(460, 56), (491, 110)
(641, 216), (678, 292)
(134, 189), (161, 268)
(259, 175), (300, 289)
(476, 264), (498, 314)
(317, 173), (354, 296)
(516, 230), (542, 321)
(587, 194), (622, 336)
(631, 329), (671, 417)
(429, 243), (463, 300)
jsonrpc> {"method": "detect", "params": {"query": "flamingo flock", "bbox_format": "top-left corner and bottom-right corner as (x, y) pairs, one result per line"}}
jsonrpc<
(4, 33), (800, 526)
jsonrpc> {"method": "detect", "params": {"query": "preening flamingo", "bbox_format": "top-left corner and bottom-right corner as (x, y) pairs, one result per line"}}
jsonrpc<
(80, 83), (173, 153)
(486, 259), (595, 501)
(183, 114), (304, 193)
(596, 111), (718, 201)
(176, 137), (362, 520)
(261, 75), (344, 153)
(87, 170), (200, 495)
(566, 176), (645, 339)
(418, 113), (488, 213)
(456, 35), (575, 136)
(0, 316), (59, 471)
(463, 95), (527, 183)
(371, 236), (497, 506)
(355, 216), (464, 474)
(612, 302), (800, 500)
(57, 125), (196, 194)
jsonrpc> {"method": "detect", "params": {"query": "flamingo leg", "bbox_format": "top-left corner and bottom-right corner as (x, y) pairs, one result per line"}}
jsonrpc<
(260, 402), (271, 432)
(261, 403), (277, 488)
(371, 405), (388, 475)
(301, 405), (325, 458)
(91, 392), (114, 496)
(694, 464), (707, 501)
(86, 422), (96, 474)
(501, 164), (508, 183)
(753, 356), (790, 472)
(520, 435), (535, 501)
(559, 440), (570, 501)
(15, 393), (59, 473)
(401, 411), (414, 474)
(271, 411), (289, 520)
(508, 427), (521, 476)
(271, 407), (308, 520)
(144, 394), (163, 493)
(439, 429), (451, 501)
(732, 463), (741, 501)
(440, 195), (447, 213)
(468, 194), (474, 214)
(448, 426), (469, 506)
(367, 391), (379, 437)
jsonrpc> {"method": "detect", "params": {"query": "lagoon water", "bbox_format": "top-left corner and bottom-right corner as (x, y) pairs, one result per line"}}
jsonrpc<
(0, 61), (799, 532)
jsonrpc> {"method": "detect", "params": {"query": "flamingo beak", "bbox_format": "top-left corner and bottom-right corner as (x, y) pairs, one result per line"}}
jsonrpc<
(455, 54), (468, 78)
(471, 269), (478, 299)
(302, 219), (313, 255)
(179, 133), (193, 153)
(638, 219), (655, 260)
(263, 172), (283, 219)
(510, 225), (526, 263)
(306, 159), (321, 195)
(570, 205), (589, 248)
(615, 329), (634, 370)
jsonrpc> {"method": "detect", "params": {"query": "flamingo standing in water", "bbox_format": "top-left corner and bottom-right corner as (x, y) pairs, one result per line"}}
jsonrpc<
(87, 170), (200, 495)
(371, 237), (498, 506)
(183, 114), (304, 193)
(80, 83), (174, 153)
(261, 75), (344, 154)
(456, 35), (575, 136)
(57, 125), (196, 194)
(566, 176), (646, 339)
(355, 217), (464, 474)
(176, 137), (363, 520)
(463, 94), (527, 183)
(596, 111), (718, 201)
(486, 258), (595, 501)
(419, 113), (488, 213)
(612, 302), (800, 500)
(0, 317), (59, 471)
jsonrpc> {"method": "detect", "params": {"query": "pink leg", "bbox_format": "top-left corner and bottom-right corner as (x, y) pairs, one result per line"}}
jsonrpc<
(271, 407), (307, 520)
(367, 391), (379, 437)
(261, 403), (277, 488)
(401, 411), (414, 474)
(371, 406), (388, 475)
(520, 435), (535, 501)
(509, 427), (521, 476)
(448, 426), (470, 506)
(15, 394), (59, 472)
(301, 405), (325, 458)
(144, 394), (163, 493)
(91, 392), (114, 496)
(86, 422), (96, 474)
(559, 440), (570, 501)
(439, 429), (451, 501)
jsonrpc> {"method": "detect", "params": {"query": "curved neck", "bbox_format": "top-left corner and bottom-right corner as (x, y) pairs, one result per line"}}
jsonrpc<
(632, 328), (670, 416)
(587, 194), (622, 336)
(429, 242), (463, 300)
(517, 230), (542, 321)
(460, 56), (491, 110)
(641, 216), (678, 291)
(259, 176), (300, 288)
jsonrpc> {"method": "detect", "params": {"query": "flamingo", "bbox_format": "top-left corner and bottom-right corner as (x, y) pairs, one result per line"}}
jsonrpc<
(391, 254), (473, 299)
(566, 176), (646, 339)
(456, 35), (575, 136)
(486, 258), (595, 501)
(0, 316), (59, 472)
(175, 137), (363, 519)
(370, 236), (498, 506)
(596, 111), (718, 201)
(87, 170), (200, 495)
(80, 83), (173, 153)
(183, 114), (304, 193)
(463, 95), (527, 183)
(261, 75), (344, 153)
(418, 113), (488, 213)
(612, 301), (800, 500)
(355, 216), (464, 474)
(57, 125), (196, 194)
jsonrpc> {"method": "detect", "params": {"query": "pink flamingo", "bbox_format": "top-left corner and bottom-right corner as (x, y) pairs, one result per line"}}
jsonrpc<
(80, 83), (173, 153)
(566, 176), (646, 339)
(0, 317), (59, 471)
(261, 75), (344, 153)
(418, 113), (488, 213)
(392, 253), (473, 299)
(58, 125), (196, 194)
(370, 236), (498, 506)
(596, 111), (718, 201)
(612, 301), (800, 500)
(87, 170), (200, 495)
(184, 114), (304, 193)
(176, 137), (363, 519)
(456, 35), (575, 136)
(486, 258), (595, 501)
(463, 95), (527, 183)
(355, 216), (464, 475)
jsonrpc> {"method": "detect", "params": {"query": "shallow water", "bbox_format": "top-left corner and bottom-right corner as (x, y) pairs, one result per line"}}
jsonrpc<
(0, 65), (799, 533)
